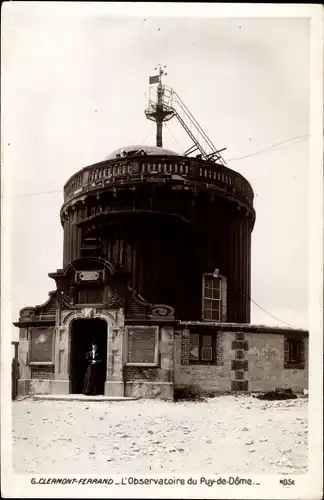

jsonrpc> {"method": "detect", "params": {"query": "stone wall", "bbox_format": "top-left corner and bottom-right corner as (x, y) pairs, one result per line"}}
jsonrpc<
(124, 326), (174, 399)
(16, 307), (125, 397)
(17, 326), (56, 396)
(17, 378), (55, 395)
(174, 327), (308, 394)
(174, 330), (233, 392)
(16, 315), (308, 398)
(246, 333), (308, 393)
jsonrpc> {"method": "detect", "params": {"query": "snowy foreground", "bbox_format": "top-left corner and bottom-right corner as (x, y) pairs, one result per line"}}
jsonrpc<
(12, 395), (308, 475)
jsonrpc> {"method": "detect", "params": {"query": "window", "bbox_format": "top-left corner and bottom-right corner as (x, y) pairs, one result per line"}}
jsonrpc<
(202, 273), (226, 322)
(77, 286), (103, 305)
(284, 337), (305, 368)
(189, 333), (216, 364)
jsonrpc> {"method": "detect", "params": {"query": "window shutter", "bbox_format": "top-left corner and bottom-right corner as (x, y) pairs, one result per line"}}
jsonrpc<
(189, 334), (199, 361)
(284, 337), (289, 364)
(202, 335), (212, 347)
(77, 286), (103, 304)
(201, 347), (213, 361)
(190, 334), (199, 346)
(300, 339), (305, 364)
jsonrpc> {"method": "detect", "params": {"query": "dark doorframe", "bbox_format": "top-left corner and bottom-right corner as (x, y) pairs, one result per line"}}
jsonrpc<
(69, 318), (107, 394)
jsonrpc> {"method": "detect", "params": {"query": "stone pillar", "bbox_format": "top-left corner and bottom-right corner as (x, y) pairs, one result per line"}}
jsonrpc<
(231, 331), (249, 391)
(180, 328), (190, 365)
(159, 326), (174, 399)
(52, 308), (74, 394)
(17, 327), (31, 396)
(104, 308), (125, 397)
(53, 324), (70, 394)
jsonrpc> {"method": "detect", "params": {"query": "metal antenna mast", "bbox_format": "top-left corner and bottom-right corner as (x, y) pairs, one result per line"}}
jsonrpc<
(145, 67), (227, 165)
(145, 65), (174, 147)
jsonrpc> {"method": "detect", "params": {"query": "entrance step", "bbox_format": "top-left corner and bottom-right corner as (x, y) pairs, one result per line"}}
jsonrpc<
(33, 394), (139, 402)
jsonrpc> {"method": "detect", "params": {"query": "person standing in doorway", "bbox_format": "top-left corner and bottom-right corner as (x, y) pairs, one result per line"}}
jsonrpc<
(83, 341), (103, 395)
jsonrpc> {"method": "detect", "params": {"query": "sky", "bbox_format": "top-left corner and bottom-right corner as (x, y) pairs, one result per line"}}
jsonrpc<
(2, 4), (312, 340)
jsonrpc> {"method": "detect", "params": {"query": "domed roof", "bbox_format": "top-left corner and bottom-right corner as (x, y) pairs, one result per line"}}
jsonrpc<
(105, 144), (179, 160)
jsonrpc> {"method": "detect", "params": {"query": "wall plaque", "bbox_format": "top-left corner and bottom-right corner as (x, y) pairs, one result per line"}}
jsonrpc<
(77, 271), (100, 281)
(127, 326), (158, 365)
(30, 328), (53, 362)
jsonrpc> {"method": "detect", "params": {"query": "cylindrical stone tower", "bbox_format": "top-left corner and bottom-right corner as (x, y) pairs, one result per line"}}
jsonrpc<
(60, 145), (255, 322)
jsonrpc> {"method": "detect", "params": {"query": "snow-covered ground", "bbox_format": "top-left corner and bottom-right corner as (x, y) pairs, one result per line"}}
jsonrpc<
(12, 395), (308, 475)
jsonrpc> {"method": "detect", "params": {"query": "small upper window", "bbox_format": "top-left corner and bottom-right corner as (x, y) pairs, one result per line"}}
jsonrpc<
(202, 273), (227, 322)
(77, 286), (103, 305)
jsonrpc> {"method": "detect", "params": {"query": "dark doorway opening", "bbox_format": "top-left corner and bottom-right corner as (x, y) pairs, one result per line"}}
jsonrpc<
(70, 318), (107, 394)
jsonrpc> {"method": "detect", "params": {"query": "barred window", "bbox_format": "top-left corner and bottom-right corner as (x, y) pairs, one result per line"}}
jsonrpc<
(189, 333), (216, 364)
(202, 273), (226, 322)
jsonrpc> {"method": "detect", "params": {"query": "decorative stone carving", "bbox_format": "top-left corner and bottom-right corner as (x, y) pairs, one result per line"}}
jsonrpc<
(57, 290), (71, 308)
(261, 345), (278, 358)
(59, 349), (65, 373)
(111, 329), (118, 342)
(107, 287), (123, 309)
(149, 304), (174, 317)
(20, 308), (36, 319)
(59, 328), (66, 344)
(81, 308), (95, 319)
(111, 341), (119, 352)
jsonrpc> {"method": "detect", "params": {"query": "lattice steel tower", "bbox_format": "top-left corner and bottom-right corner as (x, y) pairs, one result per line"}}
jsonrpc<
(145, 65), (174, 147)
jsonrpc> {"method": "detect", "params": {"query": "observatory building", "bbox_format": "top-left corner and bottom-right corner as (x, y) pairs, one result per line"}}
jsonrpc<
(14, 69), (308, 399)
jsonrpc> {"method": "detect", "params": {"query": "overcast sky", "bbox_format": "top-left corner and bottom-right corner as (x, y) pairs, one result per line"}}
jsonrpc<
(3, 4), (311, 340)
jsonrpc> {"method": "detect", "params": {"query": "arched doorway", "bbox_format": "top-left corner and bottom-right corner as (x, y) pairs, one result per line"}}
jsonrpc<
(70, 318), (107, 394)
